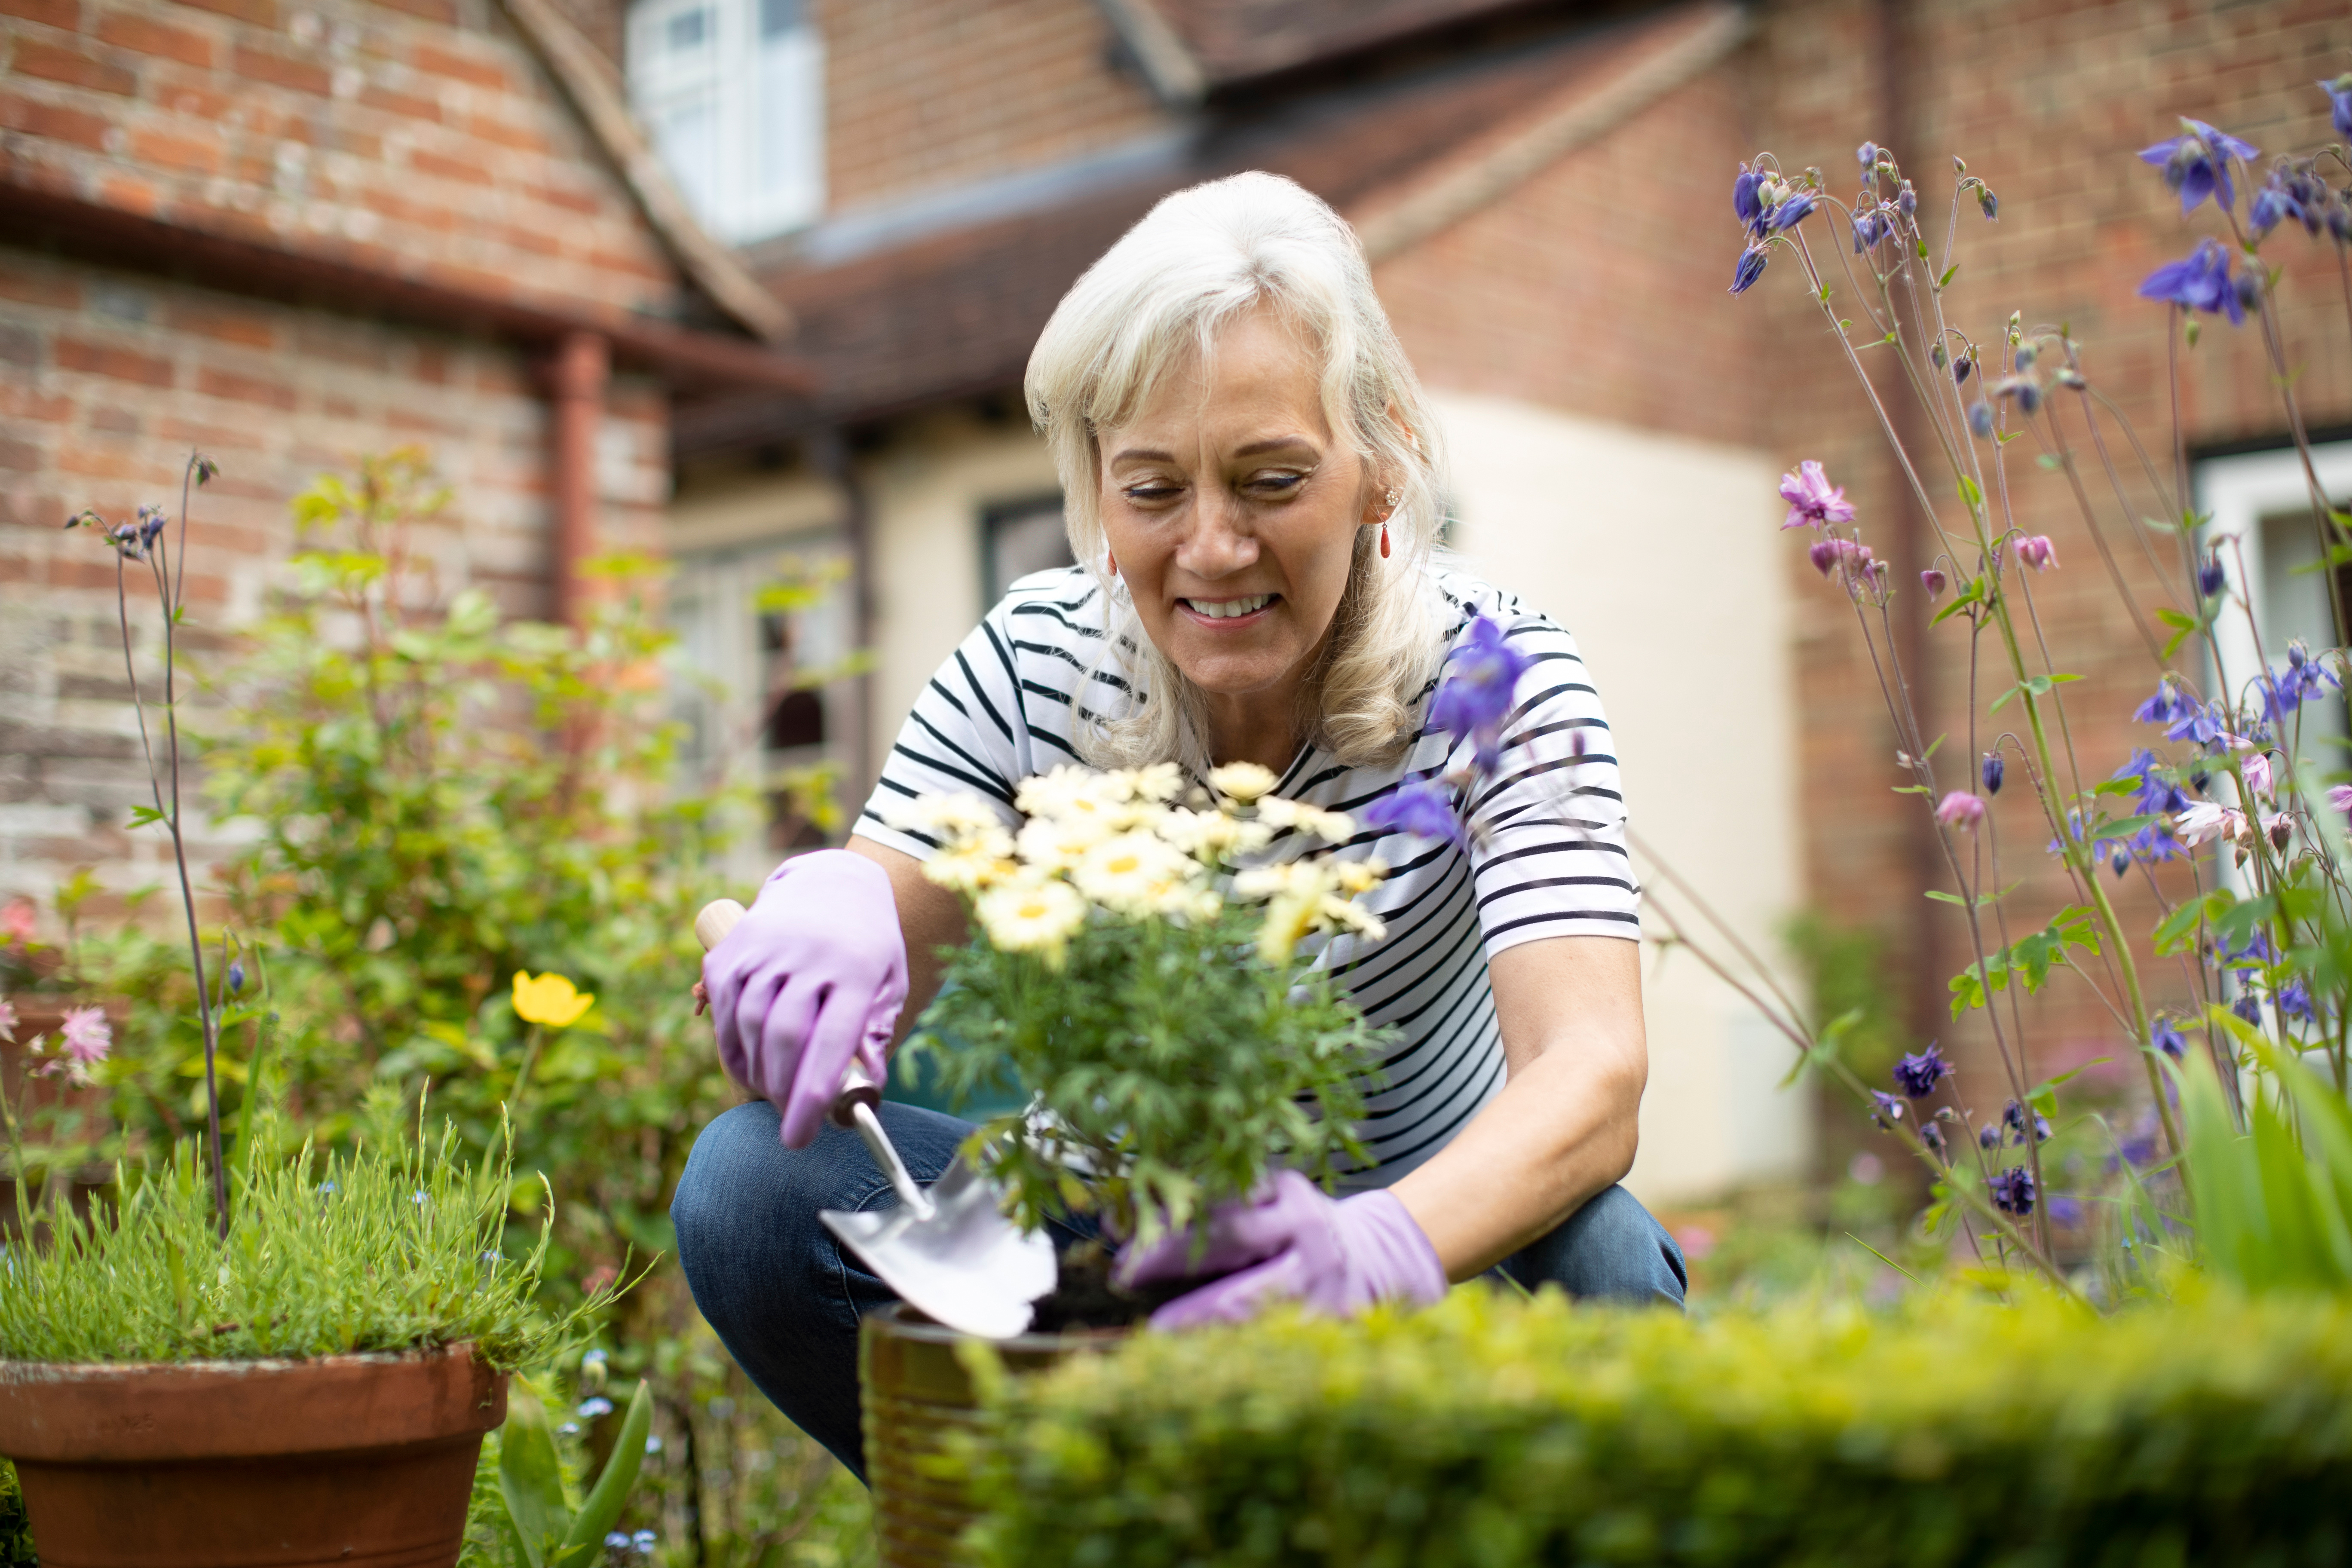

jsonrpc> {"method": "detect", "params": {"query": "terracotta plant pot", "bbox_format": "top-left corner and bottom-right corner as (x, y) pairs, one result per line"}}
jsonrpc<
(860, 1304), (1117, 1568)
(0, 1342), (508, 1568)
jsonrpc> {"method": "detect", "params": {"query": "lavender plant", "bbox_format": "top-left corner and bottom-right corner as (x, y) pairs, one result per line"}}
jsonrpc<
(1669, 80), (2352, 1296)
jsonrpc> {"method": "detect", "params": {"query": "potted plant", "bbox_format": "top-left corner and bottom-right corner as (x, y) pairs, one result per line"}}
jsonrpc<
(0, 457), (649, 1568)
(856, 759), (1395, 1558)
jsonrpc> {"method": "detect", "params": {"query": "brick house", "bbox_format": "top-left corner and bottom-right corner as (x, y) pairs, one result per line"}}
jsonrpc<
(8, 0), (2351, 1204)
(0, 0), (812, 913)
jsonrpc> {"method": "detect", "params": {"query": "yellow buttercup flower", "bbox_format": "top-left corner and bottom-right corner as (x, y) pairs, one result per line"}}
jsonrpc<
(512, 970), (594, 1028)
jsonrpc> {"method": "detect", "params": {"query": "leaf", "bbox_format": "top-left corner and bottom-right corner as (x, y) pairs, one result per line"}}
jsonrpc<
(1937, 263), (1959, 288)
(125, 805), (167, 830)
(2089, 814), (2162, 845)
(499, 1376), (571, 1568)
(1930, 577), (1987, 626)
(1958, 475), (1984, 508)
(2027, 1059), (2111, 1118)
(554, 1378), (654, 1564)
(1988, 672), (2082, 714)
(2155, 608), (2199, 631)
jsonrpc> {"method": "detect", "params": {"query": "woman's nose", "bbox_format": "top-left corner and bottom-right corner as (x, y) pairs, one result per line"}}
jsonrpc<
(1177, 489), (1259, 577)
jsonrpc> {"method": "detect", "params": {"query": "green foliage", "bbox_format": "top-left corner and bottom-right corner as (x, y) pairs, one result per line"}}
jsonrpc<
(959, 1286), (2352, 1568)
(0, 1102), (611, 1367)
(1945, 905), (2098, 1017)
(0, 1461), (31, 1568)
(1780, 913), (1904, 1086)
(496, 1375), (655, 1567)
(912, 903), (1378, 1246)
(2181, 1013), (2352, 1293)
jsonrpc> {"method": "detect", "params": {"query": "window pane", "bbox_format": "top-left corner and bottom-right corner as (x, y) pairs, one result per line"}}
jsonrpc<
(649, 98), (720, 220)
(758, 0), (801, 40)
(664, 6), (710, 51)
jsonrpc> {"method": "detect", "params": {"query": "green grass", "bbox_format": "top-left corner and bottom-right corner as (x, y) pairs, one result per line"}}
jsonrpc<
(0, 1106), (610, 1368)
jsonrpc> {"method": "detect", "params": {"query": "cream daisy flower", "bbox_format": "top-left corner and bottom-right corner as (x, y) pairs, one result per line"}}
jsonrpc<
(1017, 810), (1110, 871)
(922, 838), (1019, 894)
(1153, 806), (1273, 863)
(1254, 796), (1355, 842)
(1208, 761), (1279, 803)
(885, 792), (1009, 847)
(976, 876), (1087, 962)
(1073, 830), (1192, 914)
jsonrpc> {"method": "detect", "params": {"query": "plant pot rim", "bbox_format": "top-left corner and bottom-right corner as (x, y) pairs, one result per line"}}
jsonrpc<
(880, 1300), (1130, 1351)
(0, 1339), (507, 1464)
(0, 1339), (486, 1379)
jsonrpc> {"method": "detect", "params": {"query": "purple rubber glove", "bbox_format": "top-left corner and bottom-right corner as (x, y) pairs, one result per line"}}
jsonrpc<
(1113, 1169), (1449, 1329)
(702, 850), (908, 1149)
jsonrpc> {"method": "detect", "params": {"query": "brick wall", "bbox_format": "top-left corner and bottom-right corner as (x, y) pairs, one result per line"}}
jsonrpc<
(1, 0), (681, 915)
(1, 0), (675, 315)
(815, 0), (1170, 214)
(1751, 0), (2352, 1097)
(1375, 64), (1763, 453)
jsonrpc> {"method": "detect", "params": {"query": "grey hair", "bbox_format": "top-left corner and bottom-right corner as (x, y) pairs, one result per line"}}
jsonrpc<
(1023, 171), (1443, 775)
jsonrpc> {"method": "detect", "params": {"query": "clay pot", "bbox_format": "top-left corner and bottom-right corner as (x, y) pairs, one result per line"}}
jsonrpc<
(860, 1305), (1116, 1568)
(0, 1342), (508, 1568)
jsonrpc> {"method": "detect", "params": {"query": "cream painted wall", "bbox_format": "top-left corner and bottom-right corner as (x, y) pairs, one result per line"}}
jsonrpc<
(1429, 390), (1811, 1205)
(860, 418), (1064, 750)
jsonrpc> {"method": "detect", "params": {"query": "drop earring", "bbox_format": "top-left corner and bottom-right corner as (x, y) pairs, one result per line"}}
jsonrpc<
(1379, 486), (1401, 560)
(1106, 551), (1118, 578)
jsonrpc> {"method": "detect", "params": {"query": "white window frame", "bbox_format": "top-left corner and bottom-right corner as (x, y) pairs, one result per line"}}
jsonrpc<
(627, 0), (825, 245)
(2200, 439), (2352, 709)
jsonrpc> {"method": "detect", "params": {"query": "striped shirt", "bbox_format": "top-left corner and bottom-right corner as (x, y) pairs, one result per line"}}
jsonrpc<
(855, 562), (1639, 1185)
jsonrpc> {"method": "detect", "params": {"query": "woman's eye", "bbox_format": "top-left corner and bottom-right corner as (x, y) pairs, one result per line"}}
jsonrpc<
(1250, 472), (1306, 494)
(1123, 484), (1182, 503)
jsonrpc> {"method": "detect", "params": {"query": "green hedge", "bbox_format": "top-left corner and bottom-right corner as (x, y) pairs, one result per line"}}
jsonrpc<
(959, 1286), (2352, 1567)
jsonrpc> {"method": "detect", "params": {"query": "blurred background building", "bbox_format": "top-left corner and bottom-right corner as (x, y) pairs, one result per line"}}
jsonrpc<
(5, 0), (2349, 1204)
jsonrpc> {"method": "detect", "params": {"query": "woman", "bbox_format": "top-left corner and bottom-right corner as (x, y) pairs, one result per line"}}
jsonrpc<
(674, 172), (1685, 1479)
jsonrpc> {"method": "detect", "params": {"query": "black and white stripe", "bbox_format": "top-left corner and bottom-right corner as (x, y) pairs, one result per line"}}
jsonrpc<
(855, 563), (1640, 1185)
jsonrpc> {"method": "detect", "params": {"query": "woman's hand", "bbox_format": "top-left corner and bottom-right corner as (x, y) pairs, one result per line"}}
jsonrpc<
(702, 850), (909, 1148)
(1113, 1170), (1447, 1328)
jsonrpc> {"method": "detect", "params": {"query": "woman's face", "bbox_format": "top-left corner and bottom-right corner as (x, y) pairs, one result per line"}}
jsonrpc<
(1096, 307), (1380, 713)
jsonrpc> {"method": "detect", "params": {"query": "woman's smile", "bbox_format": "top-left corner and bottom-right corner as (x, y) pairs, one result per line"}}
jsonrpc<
(1177, 591), (1280, 625)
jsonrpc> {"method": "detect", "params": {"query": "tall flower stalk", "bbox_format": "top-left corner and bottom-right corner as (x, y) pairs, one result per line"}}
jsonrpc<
(66, 453), (233, 1235)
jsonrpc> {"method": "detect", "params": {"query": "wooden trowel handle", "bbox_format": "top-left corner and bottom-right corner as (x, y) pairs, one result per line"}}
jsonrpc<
(694, 897), (882, 1128)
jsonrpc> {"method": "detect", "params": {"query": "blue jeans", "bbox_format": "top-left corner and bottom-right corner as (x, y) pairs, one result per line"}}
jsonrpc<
(671, 1100), (1687, 1480)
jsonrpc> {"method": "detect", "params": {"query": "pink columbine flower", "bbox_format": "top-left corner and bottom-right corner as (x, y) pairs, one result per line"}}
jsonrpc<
(1920, 567), (1948, 598)
(0, 997), (15, 1044)
(1779, 460), (1856, 530)
(2328, 783), (2352, 815)
(2015, 535), (2059, 571)
(1935, 791), (1988, 828)
(0, 901), (31, 945)
(2240, 749), (2274, 800)
(2174, 801), (2245, 847)
(58, 1006), (111, 1068)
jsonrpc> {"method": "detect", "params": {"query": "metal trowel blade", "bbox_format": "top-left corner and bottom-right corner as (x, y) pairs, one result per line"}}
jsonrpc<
(820, 1155), (1058, 1341)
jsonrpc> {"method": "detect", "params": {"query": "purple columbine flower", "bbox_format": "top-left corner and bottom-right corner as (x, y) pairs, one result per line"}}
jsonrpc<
(2047, 1194), (2086, 1228)
(2149, 1016), (2186, 1060)
(2321, 76), (2352, 141)
(1770, 191), (1818, 231)
(2328, 782), (2352, 817)
(2138, 238), (2245, 325)
(2133, 677), (2193, 726)
(1919, 1121), (1946, 1156)
(1429, 617), (1531, 773)
(1730, 246), (1768, 294)
(1361, 779), (1463, 844)
(2277, 977), (2317, 1023)
(2249, 173), (2306, 238)
(2138, 119), (2259, 214)
(2002, 1098), (2051, 1145)
(227, 960), (245, 995)
(1978, 1122), (2003, 1152)
(136, 503), (168, 549)
(1893, 1043), (1951, 1099)
(2113, 749), (2189, 816)
(1869, 1090), (1905, 1128)
(1733, 165), (1765, 233)
(1976, 186), (1999, 221)
(2196, 554), (2226, 596)
(2231, 991), (2263, 1025)
(1990, 1164), (2037, 1216)
(1967, 400), (1995, 439)
(1778, 460), (1856, 530)
(2165, 700), (2228, 749)
(1981, 752), (2004, 795)
(1935, 790), (1987, 828)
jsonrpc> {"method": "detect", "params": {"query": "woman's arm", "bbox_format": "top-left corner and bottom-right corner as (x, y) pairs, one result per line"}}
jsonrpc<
(1388, 934), (1647, 1280)
(847, 833), (970, 1047)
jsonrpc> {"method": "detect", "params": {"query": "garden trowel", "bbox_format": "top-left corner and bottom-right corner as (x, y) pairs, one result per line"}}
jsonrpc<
(695, 899), (1057, 1339)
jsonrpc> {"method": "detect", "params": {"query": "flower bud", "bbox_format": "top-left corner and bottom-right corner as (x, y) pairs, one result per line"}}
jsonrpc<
(1920, 567), (1948, 598)
(1968, 401), (1995, 439)
(1856, 141), (1878, 170)
(2014, 343), (2037, 371)
(1953, 355), (1973, 385)
(2234, 268), (2263, 315)
(227, 961), (245, 995)
(1977, 186), (1999, 220)
(2015, 380), (2043, 417)
(2016, 535), (2058, 571)
(1935, 790), (1988, 828)
(2197, 554), (2226, 596)
(1808, 538), (1842, 577)
(1981, 752), (2004, 794)
(1898, 180), (1917, 217)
